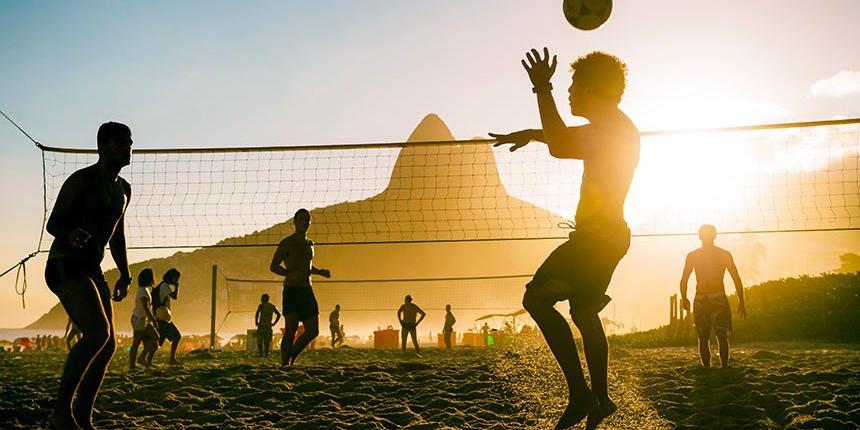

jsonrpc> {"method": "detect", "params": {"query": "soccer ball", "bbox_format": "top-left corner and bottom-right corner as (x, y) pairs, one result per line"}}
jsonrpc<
(563, 0), (613, 31)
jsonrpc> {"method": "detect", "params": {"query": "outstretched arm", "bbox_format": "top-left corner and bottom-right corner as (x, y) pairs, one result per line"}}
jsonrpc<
(680, 254), (693, 312)
(311, 266), (331, 278)
(726, 253), (746, 318)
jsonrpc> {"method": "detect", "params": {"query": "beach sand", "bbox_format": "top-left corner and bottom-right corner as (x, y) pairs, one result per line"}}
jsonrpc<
(0, 341), (857, 429)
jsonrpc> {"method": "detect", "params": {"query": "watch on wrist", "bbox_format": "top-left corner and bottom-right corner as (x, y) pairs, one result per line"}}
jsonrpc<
(532, 82), (553, 94)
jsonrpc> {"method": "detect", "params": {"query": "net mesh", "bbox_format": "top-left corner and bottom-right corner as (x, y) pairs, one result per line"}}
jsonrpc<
(38, 119), (860, 250)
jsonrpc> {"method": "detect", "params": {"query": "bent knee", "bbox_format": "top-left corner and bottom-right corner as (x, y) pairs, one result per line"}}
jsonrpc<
(81, 326), (112, 347)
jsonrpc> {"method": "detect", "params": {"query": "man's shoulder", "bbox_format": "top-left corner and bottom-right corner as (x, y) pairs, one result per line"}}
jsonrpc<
(118, 176), (132, 195)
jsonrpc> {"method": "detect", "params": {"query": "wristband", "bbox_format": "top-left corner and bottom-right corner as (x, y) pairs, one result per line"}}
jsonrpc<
(532, 83), (553, 94)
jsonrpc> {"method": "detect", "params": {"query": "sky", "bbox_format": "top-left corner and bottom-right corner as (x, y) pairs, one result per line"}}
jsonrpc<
(1, 0), (859, 330)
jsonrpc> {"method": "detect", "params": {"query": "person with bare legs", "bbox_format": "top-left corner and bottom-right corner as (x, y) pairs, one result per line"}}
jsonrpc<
(44, 121), (133, 429)
(443, 304), (456, 350)
(491, 50), (639, 429)
(398, 295), (425, 353)
(255, 294), (281, 357)
(129, 268), (159, 370)
(680, 224), (747, 368)
(152, 268), (182, 366)
(270, 208), (331, 367)
(329, 304), (344, 348)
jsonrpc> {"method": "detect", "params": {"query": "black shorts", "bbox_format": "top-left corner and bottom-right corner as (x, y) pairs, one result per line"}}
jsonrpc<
(257, 325), (273, 340)
(528, 224), (631, 312)
(157, 320), (182, 345)
(694, 294), (732, 333)
(282, 286), (319, 320)
(45, 258), (108, 297)
(401, 322), (418, 332)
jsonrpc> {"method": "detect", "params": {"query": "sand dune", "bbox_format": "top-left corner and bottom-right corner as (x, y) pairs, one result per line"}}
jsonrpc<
(0, 341), (857, 429)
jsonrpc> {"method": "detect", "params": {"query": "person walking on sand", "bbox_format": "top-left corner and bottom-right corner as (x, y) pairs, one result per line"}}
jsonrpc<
(44, 121), (134, 429)
(680, 224), (747, 369)
(255, 294), (281, 357)
(153, 268), (183, 366)
(491, 49), (639, 430)
(398, 295), (426, 353)
(329, 304), (344, 348)
(443, 304), (456, 349)
(270, 208), (332, 367)
(129, 268), (159, 370)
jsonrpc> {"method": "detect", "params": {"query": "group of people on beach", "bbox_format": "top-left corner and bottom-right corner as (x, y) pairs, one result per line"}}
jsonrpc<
(44, 48), (746, 430)
(127, 267), (183, 370)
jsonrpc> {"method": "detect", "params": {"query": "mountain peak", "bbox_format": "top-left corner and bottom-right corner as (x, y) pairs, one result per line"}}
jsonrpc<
(407, 114), (454, 143)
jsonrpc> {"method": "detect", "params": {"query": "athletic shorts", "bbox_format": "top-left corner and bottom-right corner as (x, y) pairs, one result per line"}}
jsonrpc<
(694, 293), (732, 333)
(257, 324), (273, 340)
(45, 257), (108, 297)
(157, 320), (182, 345)
(527, 223), (631, 313)
(330, 324), (340, 334)
(282, 286), (319, 320)
(401, 322), (418, 332)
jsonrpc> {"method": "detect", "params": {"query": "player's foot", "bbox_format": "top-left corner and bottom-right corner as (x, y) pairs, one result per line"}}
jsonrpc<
(168, 360), (183, 367)
(136, 355), (147, 366)
(586, 398), (617, 430)
(554, 391), (598, 430)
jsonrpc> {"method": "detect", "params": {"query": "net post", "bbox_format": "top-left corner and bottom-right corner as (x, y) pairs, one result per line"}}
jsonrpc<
(210, 264), (217, 350)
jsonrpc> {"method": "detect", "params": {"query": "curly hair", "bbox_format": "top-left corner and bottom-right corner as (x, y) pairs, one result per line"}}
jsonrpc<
(570, 51), (627, 104)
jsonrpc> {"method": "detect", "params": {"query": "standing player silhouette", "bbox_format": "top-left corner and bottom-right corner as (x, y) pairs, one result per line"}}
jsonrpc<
(491, 49), (639, 430)
(270, 208), (331, 367)
(680, 224), (747, 368)
(44, 122), (133, 430)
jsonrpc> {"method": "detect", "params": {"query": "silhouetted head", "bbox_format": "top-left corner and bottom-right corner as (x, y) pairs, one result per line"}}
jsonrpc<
(568, 52), (627, 118)
(163, 268), (181, 285)
(446, 304), (451, 312)
(698, 224), (717, 245)
(335, 304), (341, 311)
(138, 268), (154, 287)
(294, 208), (311, 233)
(261, 293), (270, 303)
(97, 122), (132, 167)
(405, 295), (413, 304)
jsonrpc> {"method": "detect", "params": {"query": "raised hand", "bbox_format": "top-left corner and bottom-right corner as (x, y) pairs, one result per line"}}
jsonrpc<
(489, 130), (534, 152)
(522, 47), (558, 88)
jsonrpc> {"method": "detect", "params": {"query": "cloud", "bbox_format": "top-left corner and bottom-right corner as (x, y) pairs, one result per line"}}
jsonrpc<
(810, 70), (860, 97)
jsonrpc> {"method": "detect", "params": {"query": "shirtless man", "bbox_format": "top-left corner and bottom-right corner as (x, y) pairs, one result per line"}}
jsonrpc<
(44, 121), (133, 429)
(329, 304), (343, 348)
(442, 304), (456, 349)
(270, 208), (331, 367)
(255, 294), (282, 357)
(397, 295), (426, 353)
(680, 224), (747, 368)
(491, 49), (639, 429)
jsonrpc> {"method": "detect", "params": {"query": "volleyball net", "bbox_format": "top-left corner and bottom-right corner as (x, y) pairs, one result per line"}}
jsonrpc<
(35, 117), (859, 252)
